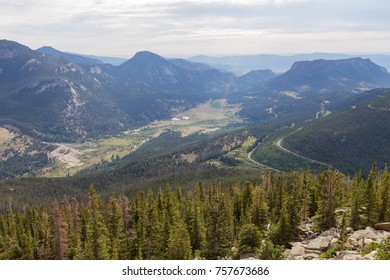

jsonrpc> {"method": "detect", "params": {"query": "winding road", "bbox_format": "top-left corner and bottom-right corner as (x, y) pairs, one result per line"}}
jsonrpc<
(246, 136), (281, 172)
(246, 134), (341, 173)
(276, 138), (340, 172)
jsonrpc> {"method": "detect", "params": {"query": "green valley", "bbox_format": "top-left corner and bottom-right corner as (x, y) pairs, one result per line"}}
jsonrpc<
(0, 99), (244, 178)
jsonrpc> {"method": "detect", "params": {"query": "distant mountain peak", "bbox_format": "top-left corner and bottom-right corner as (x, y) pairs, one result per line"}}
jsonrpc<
(37, 46), (56, 51)
(266, 57), (390, 94)
(117, 51), (172, 75)
(129, 51), (166, 64)
(0, 39), (35, 59)
(36, 46), (103, 65)
(134, 50), (160, 57)
(290, 57), (384, 71)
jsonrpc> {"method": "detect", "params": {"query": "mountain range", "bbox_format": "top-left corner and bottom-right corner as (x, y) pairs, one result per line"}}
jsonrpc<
(0, 40), (275, 141)
(1, 38), (390, 178)
(189, 53), (390, 74)
(238, 57), (390, 124)
(2, 40), (390, 143)
(1, 38), (390, 263)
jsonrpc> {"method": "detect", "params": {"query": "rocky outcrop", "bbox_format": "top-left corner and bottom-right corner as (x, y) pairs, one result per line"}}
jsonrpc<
(347, 227), (390, 249)
(289, 242), (305, 258)
(304, 228), (339, 251)
(287, 226), (388, 260)
(287, 228), (340, 260)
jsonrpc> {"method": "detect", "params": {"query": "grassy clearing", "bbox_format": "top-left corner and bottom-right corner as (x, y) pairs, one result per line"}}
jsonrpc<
(209, 136), (269, 171)
(149, 99), (242, 136)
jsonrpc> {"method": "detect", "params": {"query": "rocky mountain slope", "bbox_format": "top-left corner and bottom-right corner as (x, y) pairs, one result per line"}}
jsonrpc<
(239, 58), (390, 124)
(0, 40), (272, 142)
(36, 46), (103, 65)
(265, 57), (390, 95)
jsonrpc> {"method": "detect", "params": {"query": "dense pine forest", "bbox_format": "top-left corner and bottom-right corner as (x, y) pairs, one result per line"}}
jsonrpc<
(1, 166), (389, 260)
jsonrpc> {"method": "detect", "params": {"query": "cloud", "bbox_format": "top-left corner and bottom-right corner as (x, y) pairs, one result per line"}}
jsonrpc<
(1, 0), (390, 56)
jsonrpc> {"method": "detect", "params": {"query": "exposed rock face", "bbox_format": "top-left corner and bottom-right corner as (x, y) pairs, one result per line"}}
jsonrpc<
(287, 226), (388, 260)
(289, 242), (305, 258)
(375, 222), (390, 231)
(304, 228), (339, 252)
(287, 228), (340, 259)
(347, 227), (390, 249)
(305, 236), (334, 251)
(343, 254), (364, 260)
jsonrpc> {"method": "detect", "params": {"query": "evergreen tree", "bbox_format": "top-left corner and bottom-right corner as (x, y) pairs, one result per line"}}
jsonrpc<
(132, 192), (148, 259)
(364, 163), (378, 224)
(145, 190), (164, 259)
(250, 186), (269, 232)
(339, 213), (347, 250)
(84, 186), (109, 260)
(238, 224), (262, 254)
(257, 239), (285, 260)
(378, 168), (390, 222)
(189, 195), (206, 255)
(301, 169), (313, 221)
(317, 170), (342, 229)
(39, 209), (52, 259)
(285, 174), (302, 241)
(205, 185), (234, 259)
(350, 172), (364, 229)
(269, 204), (291, 247)
(167, 220), (192, 260)
(107, 196), (126, 259)
(241, 181), (253, 222)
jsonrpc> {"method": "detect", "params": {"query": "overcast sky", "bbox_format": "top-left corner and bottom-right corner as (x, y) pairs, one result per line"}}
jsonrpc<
(1, 0), (390, 58)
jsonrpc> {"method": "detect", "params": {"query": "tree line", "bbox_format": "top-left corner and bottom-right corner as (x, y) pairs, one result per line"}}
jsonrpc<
(0, 165), (389, 260)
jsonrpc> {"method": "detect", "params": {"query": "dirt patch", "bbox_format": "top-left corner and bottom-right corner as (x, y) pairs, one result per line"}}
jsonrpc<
(49, 144), (84, 168)
(181, 152), (198, 163)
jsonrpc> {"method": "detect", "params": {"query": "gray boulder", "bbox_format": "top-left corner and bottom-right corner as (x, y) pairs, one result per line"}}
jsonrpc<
(304, 236), (333, 251)
(304, 228), (340, 252)
(343, 254), (364, 260)
(347, 227), (390, 249)
(289, 242), (306, 259)
(336, 250), (358, 259)
(319, 227), (339, 238)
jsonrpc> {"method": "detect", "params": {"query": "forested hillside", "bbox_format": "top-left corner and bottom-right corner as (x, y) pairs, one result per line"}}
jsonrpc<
(283, 90), (390, 175)
(1, 167), (389, 260)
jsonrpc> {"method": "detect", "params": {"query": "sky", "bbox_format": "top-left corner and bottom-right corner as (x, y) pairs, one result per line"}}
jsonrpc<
(1, 0), (390, 58)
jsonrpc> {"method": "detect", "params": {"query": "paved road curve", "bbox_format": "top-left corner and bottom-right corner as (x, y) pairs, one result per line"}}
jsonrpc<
(247, 136), (281, 172)
(276, 138), (340, 172)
